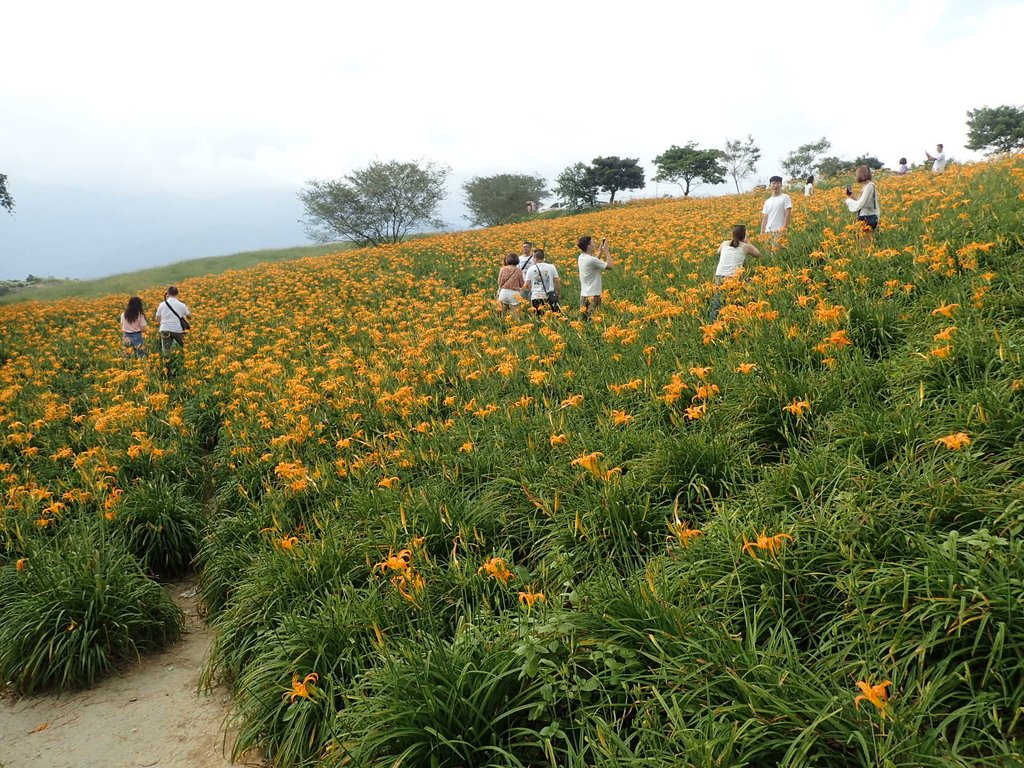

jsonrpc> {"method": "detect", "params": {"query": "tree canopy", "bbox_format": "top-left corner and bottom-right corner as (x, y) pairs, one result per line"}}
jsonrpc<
(299, 160), (449, 247)
(590, 156), (645, 204)
(966, 105), (1024, 155)
(554, 163), (600, 209)
(721, 136), (761, 193)
(781, 137), (832, 180)
(462, 174), (547, 227)
(853, 155), (884, 171)
(816, 156), (853, 178)
(0, 174), (13, 214)
(653, 143), (727, 197)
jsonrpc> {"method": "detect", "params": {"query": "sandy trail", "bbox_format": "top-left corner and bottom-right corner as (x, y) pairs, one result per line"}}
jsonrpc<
(0, 581), (256, 768)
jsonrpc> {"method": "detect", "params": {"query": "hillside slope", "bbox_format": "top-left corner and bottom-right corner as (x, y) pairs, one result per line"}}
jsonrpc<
(2, 159), (1024, 767)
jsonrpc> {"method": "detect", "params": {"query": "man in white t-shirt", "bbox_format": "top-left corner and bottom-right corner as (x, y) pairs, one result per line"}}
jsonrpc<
(760, 176), (792, 235)
(517, 241), (534, 271)
(155, 285), (191, 378)
(926, 143), (947, 173)
(577, 235), (613, 320)
(522, 249), (561, 315)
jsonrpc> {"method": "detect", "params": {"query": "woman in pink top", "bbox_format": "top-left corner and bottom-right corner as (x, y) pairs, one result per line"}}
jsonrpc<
(120, 296), (148, 358)
(496, 253), (526, 319)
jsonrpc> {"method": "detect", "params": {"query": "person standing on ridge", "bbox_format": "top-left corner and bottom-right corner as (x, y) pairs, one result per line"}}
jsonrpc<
(926, 143), (947, 173)
(845, 165), (880, 232)
(577, 235), (613, 321)
(760, 175), (792, 236)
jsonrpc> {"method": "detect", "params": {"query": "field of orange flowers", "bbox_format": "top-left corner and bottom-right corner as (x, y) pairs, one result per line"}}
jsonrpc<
(3, 157), (1024, 766)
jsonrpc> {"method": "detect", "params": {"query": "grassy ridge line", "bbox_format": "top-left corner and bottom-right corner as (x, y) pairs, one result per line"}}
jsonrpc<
(0, 243), (352, 305)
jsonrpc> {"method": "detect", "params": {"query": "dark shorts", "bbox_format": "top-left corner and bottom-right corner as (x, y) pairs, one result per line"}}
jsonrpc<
(858, 214), (879, 230)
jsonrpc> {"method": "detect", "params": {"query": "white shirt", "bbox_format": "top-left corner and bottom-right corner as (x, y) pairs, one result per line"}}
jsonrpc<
(761, 193), (792, 232)
(156, 297), (190, 333)
(932, 151), (947, 173)
(715, 242), (748, 278)
(845, 181), (880, 217)
(523, 262), (559, 300)
(577, 253), (607, 297)
(804, 183), (813, 196)
(517, 254), (535, 271)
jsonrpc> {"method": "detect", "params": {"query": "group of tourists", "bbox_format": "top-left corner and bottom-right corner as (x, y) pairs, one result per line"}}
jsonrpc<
(496, 237), (613, 322)
(118, 285), (191, 378)
(500, 142), (947, 324)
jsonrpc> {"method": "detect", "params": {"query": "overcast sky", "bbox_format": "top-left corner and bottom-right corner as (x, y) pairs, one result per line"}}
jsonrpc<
(2, 0), (1021, 280)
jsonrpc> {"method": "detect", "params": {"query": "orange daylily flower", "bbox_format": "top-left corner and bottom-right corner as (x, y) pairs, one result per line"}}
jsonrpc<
(931, 303), (960, 318)
(668, 521), (702, 546)
(689, 366), (712, 380)
(783, 399), (810, 418)
(571, 451), (603, 476)
(734, 363), (757, 374)
(478, 556), (515, 585)
(518, 587), (546, 610)
(935, 432), (971, 450)
(742, 531), (793, 559)
(373, 548), (412, 573)
(610, 410), (634, 426)
(854, 679), (892, 718)
(560, 394), (584, 409)
(286, 673), (319, 703)
(549, 433), (568, 447)
(683, 404), (706, 421)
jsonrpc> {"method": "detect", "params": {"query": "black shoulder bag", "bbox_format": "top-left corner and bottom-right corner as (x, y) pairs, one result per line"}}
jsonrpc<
(163, 300), (191, 332)
(536, 265), (560, 309)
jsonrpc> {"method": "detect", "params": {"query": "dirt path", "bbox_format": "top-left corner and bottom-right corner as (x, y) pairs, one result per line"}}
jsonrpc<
(0, 581), (256, 768)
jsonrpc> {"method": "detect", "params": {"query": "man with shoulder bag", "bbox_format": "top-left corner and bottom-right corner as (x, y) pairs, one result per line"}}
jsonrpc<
(523, 249), (561, 316)
(155, 285), (191, 379)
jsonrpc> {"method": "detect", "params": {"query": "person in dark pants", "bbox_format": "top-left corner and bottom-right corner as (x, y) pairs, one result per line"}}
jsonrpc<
(155, 285), (191, 378)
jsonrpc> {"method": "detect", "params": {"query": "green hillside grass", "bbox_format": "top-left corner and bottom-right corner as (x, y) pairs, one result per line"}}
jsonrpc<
(0, 242), (350, 305)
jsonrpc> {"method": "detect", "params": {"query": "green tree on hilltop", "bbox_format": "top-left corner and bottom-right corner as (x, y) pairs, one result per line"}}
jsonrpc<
(966, 105), (1024, 155)
(722, 135), (762, 193)
(299, 160), (449, 247)
(462, 174), (547, 227)
(781, 136), (831, 180)
(554, 163), (600, 209)
(853, 155), (884, 170)
(590, 156), (645, 204)
(653, 143), (727, 197)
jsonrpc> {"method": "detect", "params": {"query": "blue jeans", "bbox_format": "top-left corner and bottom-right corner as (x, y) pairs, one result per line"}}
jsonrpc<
(122, 331), (146, 358)
(707, 276), (726, 323)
